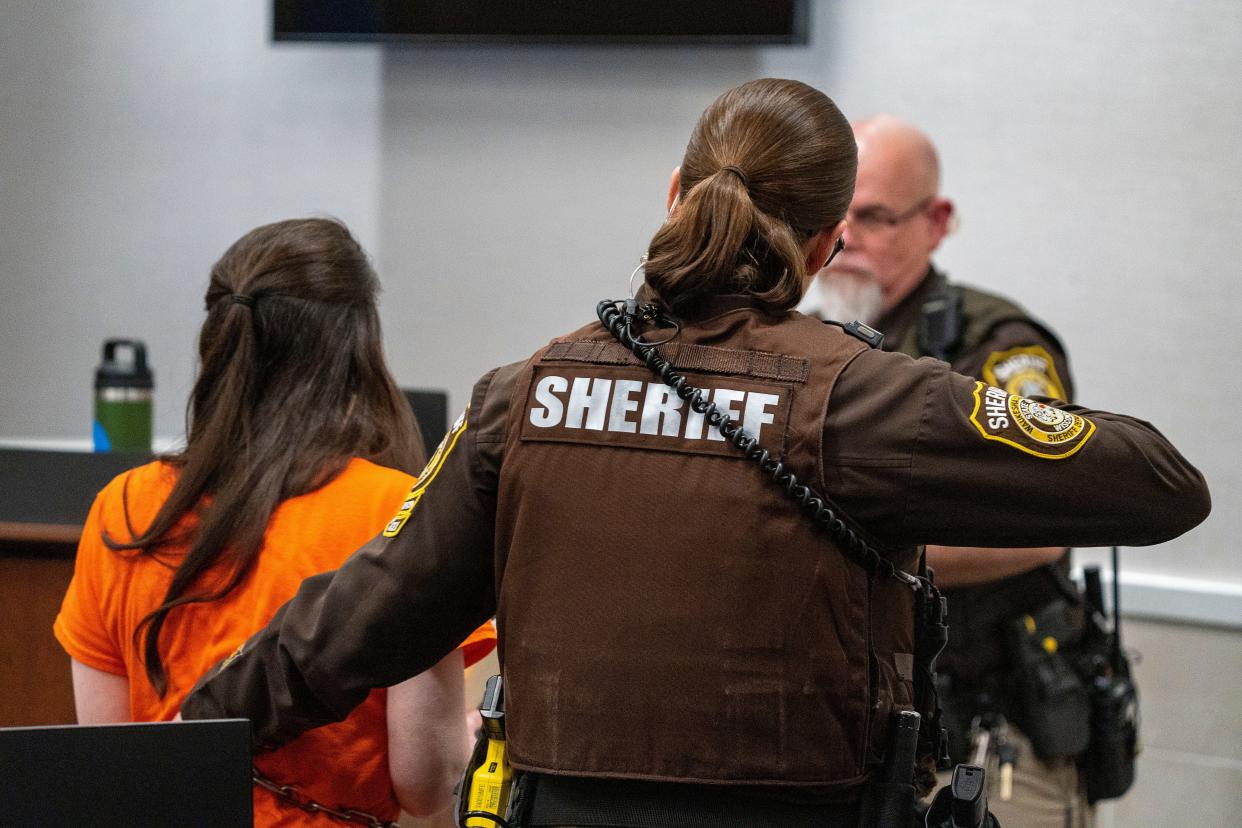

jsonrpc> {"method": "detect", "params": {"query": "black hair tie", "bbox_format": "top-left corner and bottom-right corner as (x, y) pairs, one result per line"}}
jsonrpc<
(229, 294), (256, 308)
(719, 165), (750, 189)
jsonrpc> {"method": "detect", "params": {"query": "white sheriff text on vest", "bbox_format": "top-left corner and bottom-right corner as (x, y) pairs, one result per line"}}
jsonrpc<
(529, 375), (779, 442)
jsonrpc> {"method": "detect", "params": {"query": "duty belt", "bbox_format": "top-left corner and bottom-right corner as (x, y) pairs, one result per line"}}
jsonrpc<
(524, 774), (860, 828)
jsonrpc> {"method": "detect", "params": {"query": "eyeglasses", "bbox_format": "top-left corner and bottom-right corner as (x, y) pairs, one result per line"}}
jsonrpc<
(847, 196), (935, 233)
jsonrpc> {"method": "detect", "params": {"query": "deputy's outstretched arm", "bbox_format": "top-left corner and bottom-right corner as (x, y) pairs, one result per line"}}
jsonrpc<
(824, 350), (1210, 550)
(180, 368), (509, 749)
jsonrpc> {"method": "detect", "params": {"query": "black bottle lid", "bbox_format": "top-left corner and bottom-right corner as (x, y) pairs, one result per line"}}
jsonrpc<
(95, 339), (154, 390)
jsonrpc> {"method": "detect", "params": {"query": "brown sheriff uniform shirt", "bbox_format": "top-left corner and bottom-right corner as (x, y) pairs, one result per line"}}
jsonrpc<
(182, 294), (1208, 800)
(875, 267), (1079, 683)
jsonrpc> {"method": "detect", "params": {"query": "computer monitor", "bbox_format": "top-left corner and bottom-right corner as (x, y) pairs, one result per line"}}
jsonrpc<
(273, 0), (810, 45)
(0, 719), (252, 827)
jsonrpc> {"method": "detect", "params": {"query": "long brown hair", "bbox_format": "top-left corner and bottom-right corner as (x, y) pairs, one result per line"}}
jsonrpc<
(644, 78), (857, 315)
(110, 218), (424, 696)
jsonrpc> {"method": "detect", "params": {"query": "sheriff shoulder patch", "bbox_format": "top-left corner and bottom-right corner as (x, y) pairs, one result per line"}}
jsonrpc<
(969, 382), (1095, 460)
(382, 408), (469, 538)
(981, 345), (1067, 400)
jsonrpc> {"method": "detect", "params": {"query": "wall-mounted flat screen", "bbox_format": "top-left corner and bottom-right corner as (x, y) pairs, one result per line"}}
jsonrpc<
(273, 1), (809, 45)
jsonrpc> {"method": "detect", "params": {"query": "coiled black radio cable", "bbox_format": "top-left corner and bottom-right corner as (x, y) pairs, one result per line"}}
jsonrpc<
(596, 297), (922, 589)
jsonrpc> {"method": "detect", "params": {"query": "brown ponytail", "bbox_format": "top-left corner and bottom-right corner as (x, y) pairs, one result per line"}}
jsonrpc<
(644, 78), (856, 315)
(109, 218), (424, 697)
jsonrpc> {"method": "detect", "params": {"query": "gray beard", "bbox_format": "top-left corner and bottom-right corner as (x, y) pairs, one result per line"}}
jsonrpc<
(797, 272), (885, 326)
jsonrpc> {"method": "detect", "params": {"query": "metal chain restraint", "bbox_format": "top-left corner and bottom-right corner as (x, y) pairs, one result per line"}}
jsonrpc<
(595, 297), (926, 591)
(252, 767), (399, 828)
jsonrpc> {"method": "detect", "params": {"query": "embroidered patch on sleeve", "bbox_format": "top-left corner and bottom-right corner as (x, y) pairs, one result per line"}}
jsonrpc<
(981, 345), (1067, 400)
(382, 407), (469, 538)
(969, 382), (1095, 459)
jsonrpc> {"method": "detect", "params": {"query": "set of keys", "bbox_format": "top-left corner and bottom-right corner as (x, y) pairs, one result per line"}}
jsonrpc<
(969, 713), (1018, 802)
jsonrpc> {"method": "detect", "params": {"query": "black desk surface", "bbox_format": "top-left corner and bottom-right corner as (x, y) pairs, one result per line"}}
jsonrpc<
(0, 448), (149, 553)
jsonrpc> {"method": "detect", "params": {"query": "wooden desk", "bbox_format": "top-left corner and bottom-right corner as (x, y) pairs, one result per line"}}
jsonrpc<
(0, 449), (149, 726)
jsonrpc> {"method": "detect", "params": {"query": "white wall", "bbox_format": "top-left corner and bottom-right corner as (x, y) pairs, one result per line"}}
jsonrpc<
(2, 0), (1238, 590)
(0, 1), (383, 444)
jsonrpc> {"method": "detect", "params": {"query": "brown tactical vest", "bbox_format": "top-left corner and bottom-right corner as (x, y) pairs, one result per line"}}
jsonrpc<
(491, 302), (921, 793)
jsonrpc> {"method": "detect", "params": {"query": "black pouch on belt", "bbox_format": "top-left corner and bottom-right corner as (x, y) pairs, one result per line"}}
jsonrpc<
(1006, 600), (1090, 760)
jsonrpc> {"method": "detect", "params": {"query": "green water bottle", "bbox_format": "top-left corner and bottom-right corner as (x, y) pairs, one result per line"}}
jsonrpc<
(93, 339), (153, 453)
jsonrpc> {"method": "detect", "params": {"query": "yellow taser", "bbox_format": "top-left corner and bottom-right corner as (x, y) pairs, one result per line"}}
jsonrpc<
(464, 675), (512, 827)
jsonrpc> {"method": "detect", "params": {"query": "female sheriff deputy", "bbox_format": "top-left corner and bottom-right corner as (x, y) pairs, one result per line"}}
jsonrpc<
(181, 80), (1209, 827)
